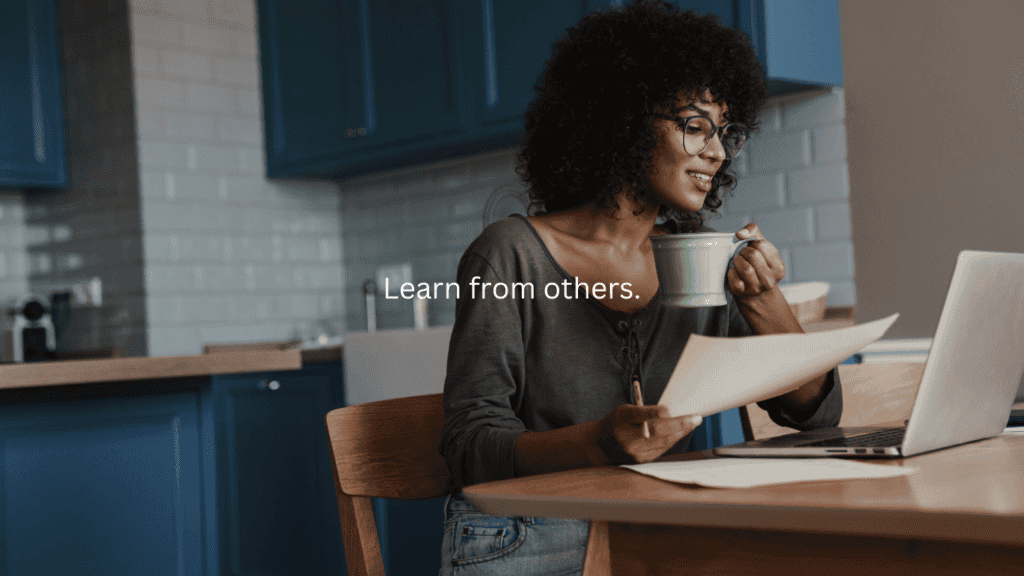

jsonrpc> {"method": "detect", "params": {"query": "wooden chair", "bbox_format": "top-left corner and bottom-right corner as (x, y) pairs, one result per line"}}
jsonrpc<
(324, 393), (608, 576)
(740, 363), (926, 441)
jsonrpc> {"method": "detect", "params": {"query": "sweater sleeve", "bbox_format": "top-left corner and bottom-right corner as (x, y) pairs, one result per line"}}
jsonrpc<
(726, 294), (844, 430)
(437, 250), (529, 491)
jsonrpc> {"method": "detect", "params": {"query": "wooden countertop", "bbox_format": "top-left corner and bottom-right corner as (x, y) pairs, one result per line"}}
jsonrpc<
(0, 349), (303, 390)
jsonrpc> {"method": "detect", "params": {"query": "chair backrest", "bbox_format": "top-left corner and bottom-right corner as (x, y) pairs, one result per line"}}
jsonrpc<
(325, 393), (450, 576)
(740, 363), (925, 441)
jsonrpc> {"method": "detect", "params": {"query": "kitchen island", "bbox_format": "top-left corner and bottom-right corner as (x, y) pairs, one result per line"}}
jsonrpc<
(0, 349), (347, 576)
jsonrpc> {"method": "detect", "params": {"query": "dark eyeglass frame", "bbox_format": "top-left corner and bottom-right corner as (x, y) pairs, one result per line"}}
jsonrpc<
(652, 113), (749, 159)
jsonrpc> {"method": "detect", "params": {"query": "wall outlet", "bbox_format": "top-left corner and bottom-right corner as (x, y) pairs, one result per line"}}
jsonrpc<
(375, 263), (412, 293)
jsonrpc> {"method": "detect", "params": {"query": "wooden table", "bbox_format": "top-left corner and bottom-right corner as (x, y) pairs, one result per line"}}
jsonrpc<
(464, 435), (1024, 575)
(463, 355), (1024, 575)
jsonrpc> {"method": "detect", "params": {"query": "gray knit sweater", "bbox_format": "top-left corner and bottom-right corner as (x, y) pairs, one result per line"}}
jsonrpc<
(438, 215), (842, 491)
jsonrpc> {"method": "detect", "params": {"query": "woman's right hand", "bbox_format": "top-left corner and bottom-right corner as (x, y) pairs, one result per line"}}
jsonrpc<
(595, 404), (703, 464)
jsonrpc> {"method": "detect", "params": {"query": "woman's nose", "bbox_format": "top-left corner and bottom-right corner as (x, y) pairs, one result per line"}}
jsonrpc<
(701, 131), (727, 161)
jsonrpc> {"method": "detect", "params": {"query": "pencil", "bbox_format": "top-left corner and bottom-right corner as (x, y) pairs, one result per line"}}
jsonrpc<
(633, 378), (651, 439)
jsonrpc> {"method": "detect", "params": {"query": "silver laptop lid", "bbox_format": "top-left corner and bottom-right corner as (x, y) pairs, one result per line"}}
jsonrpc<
(902, 250), (1024, 456)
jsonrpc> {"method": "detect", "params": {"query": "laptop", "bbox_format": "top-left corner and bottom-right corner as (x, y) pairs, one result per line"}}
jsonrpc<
(714, 250), (1024, 458)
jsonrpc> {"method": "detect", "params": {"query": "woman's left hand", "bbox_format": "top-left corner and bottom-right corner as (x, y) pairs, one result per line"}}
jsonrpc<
(727, 223), (786, 301)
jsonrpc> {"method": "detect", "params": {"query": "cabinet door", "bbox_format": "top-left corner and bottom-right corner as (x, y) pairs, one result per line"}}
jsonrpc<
(258, 0), (364, 175)
(0, 386), (204, 576)
(355, 0), (466, 150)
(737, 0), (843, 92)
(0, 0), (66, 188)
(462, 0), (588, 131)
(212, 364), (346, 576)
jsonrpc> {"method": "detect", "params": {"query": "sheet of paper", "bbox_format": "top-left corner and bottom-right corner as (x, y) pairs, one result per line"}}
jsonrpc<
(622, 458), (916, 488)
(658, 313), (900, 417)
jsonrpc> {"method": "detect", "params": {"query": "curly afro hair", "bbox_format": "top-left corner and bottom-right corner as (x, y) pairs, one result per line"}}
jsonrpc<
(518, 0), (768, 232)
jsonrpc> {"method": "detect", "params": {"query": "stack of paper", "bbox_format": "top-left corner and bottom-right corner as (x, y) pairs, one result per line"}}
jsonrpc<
(622, 459), (916, 488)
(657, 314), (900, 417)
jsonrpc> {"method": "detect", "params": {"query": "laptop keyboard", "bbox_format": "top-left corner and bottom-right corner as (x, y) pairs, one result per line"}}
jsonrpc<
(798, 428), (906, 448)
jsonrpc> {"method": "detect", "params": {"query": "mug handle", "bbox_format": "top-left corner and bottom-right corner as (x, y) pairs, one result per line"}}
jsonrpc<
(728, 237), (759, 269)
(723, 237), (760, 306)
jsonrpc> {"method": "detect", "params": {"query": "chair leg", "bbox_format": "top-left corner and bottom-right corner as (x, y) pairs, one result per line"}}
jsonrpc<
(582, 520), (610, 576)
(335, 492), (386, 576)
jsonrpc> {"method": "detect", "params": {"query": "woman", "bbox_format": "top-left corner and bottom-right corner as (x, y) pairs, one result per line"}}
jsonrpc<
(438, 1), (843, 573)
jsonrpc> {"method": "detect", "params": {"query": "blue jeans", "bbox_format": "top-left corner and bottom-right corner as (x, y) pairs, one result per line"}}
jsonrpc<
(439, 492), (590, 576)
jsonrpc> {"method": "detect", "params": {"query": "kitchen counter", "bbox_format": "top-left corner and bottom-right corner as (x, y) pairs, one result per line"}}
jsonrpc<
(0, 349), (303, 390)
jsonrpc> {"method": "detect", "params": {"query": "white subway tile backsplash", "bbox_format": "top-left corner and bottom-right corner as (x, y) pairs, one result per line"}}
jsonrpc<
(133, 44), (159, 73)
(211, 1), (256, 30)
(813, 124), (848, 164)
(135, 107), (164, 135)
(142, 199), (189, 229)
(218, 117), (261, 144)
(318, 238), (339, 261)
(172, 172), (220, 198)
(163, 0), (208, 19)
(726, 172), (785, 212)
(815, 202), (852, 241)
(193, 143), (241, 172)
(236, 89), (260, 115)
(136, 77), (185, 107)
(452, 189), (490, 218)
(214, 57), (259, 85)
(138, 140), (189, 167)
(162, 49), (213, 79)
(704, 214), (753, 234)
(182, 22), (234, 53)
(166, 111), (218, 140)
(131, 13), (180, 44)
(236, 32), (258, 57)
(220, 176), (263, 202)
(185, 82), (236, 113)
(284, 237), (319, 261)
(748, 131), (812, 174)
(787, 163), (849, 205)
(752, 208), (814, 244)
(826, 280), (856, 307)
(782, 89), (844, 131)
(275, 293), (321, 319)
(237, 147), (264, 175)
(146, 326), (200, 356)
(757, 102), (783, 134)
(792, 242), (855, 281)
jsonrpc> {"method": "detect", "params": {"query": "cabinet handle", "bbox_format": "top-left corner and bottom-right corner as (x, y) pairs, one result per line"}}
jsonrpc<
(259, 379), (281, 391)
(356, 127), (366, 136)
(346, 129), (356, 138)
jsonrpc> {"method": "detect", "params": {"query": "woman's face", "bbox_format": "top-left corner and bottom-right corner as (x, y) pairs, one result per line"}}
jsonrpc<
(647, 93), (729, 213)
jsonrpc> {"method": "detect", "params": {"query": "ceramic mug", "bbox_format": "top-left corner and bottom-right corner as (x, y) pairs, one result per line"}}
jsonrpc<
(651, 233), (759, 307)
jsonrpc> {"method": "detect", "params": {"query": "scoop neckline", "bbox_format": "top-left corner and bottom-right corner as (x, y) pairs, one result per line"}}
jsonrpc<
(510, 214), (662, 319)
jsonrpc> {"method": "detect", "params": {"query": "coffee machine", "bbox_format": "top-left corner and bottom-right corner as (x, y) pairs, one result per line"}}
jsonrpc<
(4, 296), (56, 362)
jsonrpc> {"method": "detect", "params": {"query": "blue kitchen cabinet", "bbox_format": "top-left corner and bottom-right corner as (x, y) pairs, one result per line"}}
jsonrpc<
(258, 0), (841, 178)
(458, 0), (588, 133)
(259, 0), (466, 178)
(590, 0), (841, 94)
(0, 0), (67, 189)
(737, 0), (844, 93)
(258, 0), (364, 175)
(210, 361), (348, 576)
(213, 359), (444, 576)
(0, 381), (206, 576)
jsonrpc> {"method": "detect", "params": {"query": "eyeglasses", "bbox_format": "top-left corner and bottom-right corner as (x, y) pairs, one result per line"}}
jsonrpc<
(653, 113), (749, 159)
